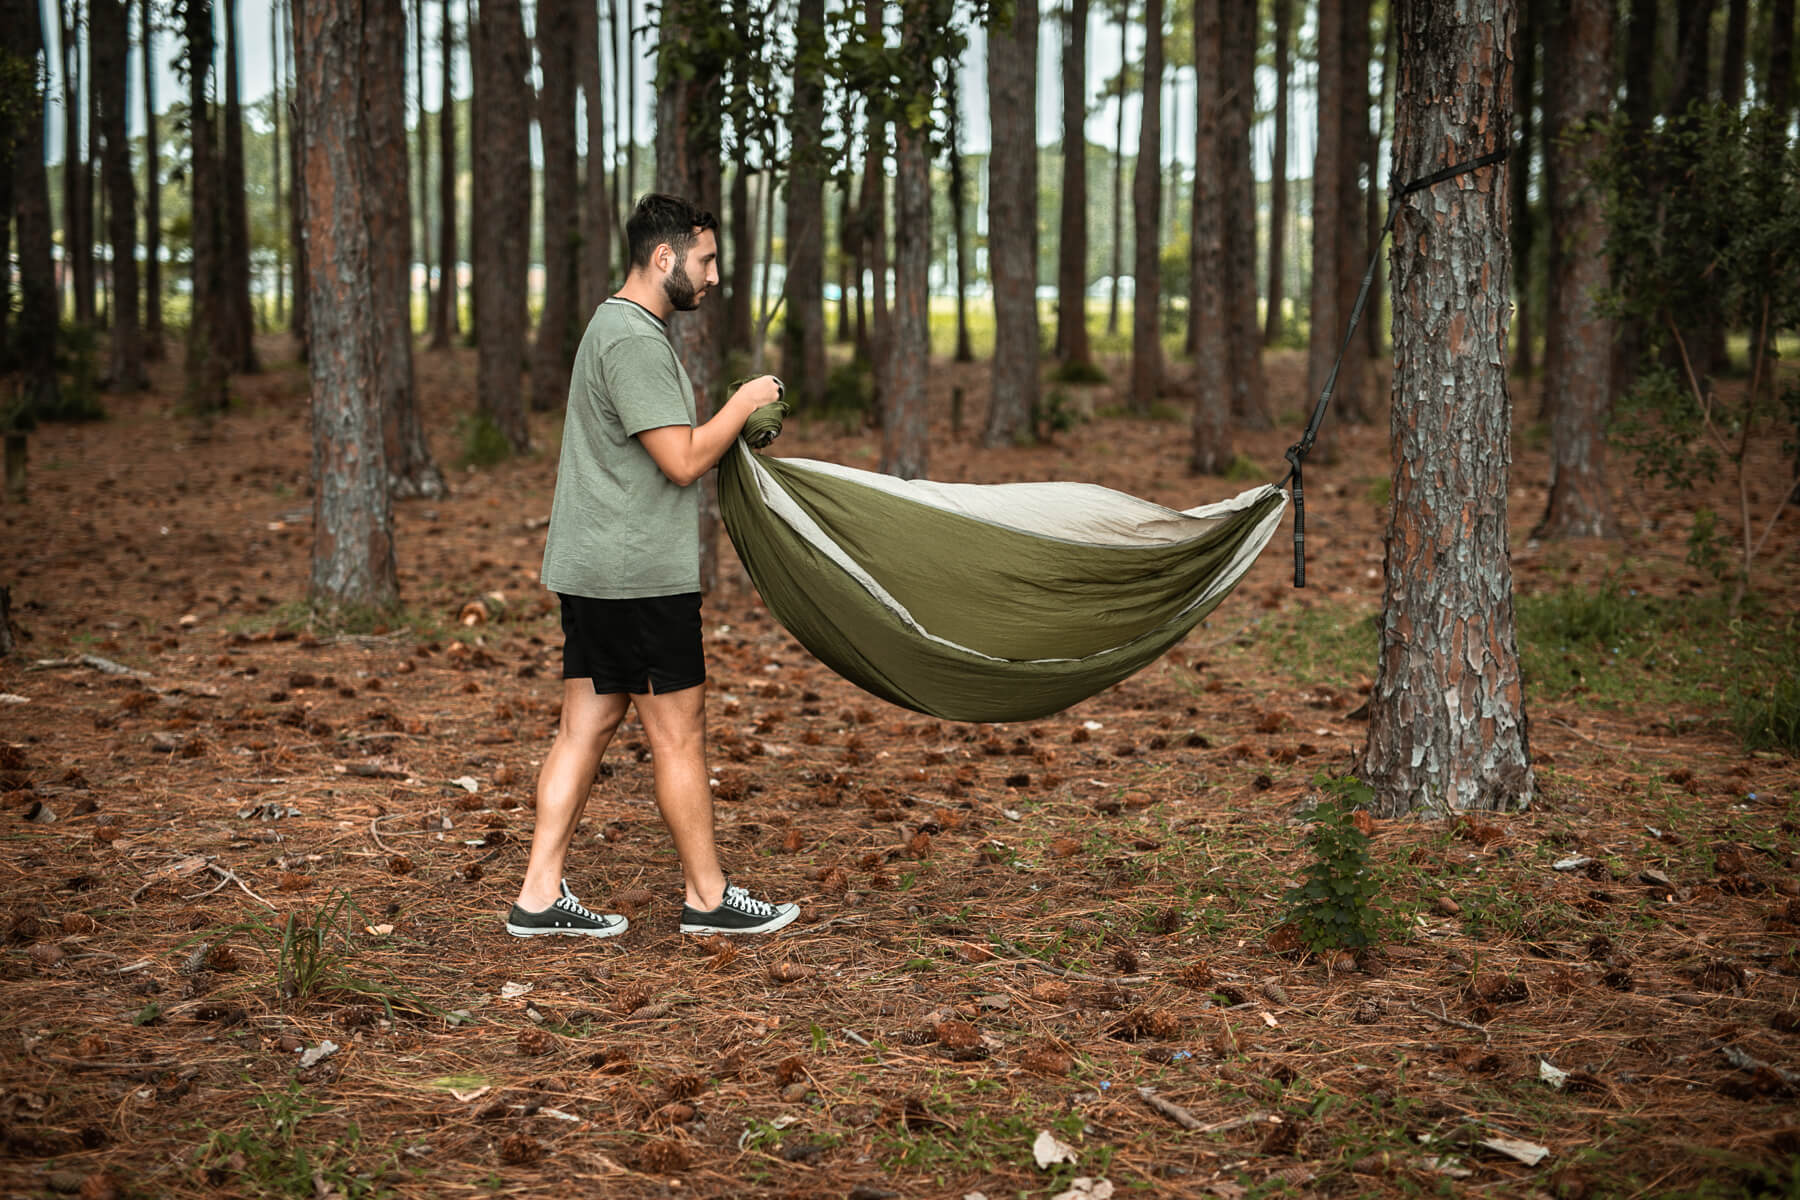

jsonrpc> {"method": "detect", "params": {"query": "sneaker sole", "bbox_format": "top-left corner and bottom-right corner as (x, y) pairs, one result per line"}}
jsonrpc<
(679, 906), (800, 936)
(505, 916), (630, 939)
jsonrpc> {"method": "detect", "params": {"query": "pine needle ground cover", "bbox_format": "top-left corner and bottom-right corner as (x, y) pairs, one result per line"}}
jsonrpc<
(2, 342), (1797, 1199)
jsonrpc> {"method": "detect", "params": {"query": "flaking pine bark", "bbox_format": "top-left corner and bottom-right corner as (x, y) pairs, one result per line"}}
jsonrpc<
(1360, 0), (1533, 817)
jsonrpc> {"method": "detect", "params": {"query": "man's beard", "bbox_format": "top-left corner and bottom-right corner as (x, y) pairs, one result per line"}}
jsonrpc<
(662, 259), (704, 311)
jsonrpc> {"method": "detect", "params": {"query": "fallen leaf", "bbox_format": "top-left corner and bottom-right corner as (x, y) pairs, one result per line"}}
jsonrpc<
(299, 1040), (339, 1069)
(1478, 1136), (1550, 1166)
(1538, 1059), (1569, 1090)
(1050, 1180), (1114, 1200)
(500, 981), (533, 999)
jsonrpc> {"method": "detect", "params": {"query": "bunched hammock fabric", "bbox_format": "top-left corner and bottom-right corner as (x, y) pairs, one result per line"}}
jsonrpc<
(717, 423), (1287, 724)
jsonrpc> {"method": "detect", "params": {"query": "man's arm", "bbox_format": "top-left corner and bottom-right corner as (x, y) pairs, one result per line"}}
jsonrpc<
(637, 375), (783, 487)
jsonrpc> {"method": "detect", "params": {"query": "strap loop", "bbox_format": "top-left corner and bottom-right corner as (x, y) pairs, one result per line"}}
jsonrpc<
(1279, 145), (1510, 587)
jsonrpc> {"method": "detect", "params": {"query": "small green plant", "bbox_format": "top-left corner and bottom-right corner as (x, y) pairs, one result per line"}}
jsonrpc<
(457, 412), (512, 467)
(1039, 386), (1083, 437)
(1730, 650), (1800, 754)
(198, 1081), (393, 1198)
(1282, 775), (1397, 953)
(1050, 358), (1109, 385)
(50, 322), (106, 422)
(1222, 453), (1266, 482)
(820, 359), (874, 423)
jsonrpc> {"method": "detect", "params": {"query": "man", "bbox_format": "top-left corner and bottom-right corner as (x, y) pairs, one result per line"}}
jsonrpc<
(506, 193), (797, 939)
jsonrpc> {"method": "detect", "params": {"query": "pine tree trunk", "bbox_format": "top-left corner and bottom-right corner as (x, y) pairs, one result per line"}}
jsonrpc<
(431, 0), (457, 347)
(1721, 0), (1747, 117)
(1306, 0), (1344, 415)
(367, 0), (444, 498)
(1770, 0), (1795, 121)
(884, 115), (931, 478)
(293, 0), (399, 613)
(413, 0), (429, 333)
(1222, 0), (1267, 429)
(862, 0), (890, 416)
(1332, 0), (1372, 419)
(1189, 0), (1232, 473)
(1128, 0), (1162, 416)
(577, 0), (610, 314)
(1361, 0), (1532, 817)
(728, 165), (754, 352)
(531, 0), (580, 411)
(4, 0), (60, 416)
(92, 0), (143, 390)
(141, 0), (163, 358)
(474, 0), (532, 452)
(1056, 0), (1093, 371)
(1108, 0), (1127, 339)
(783, 0), (828, 407)
(1510, 0), (1537, 379)
(984, 0), (1041, 445)
(654, 0), (725, 591)
(1263, 0), (1291, 347)
(837, 173), (855, 345)
(63, 0), (97, 328)
(1535, 0), (1617, 540)
(184, 0), (229, 414)
(271, 3), (285, 327)
(0, 87), (11, 366)
(947, 68), (974, 364)
(222, 0), (259, 372)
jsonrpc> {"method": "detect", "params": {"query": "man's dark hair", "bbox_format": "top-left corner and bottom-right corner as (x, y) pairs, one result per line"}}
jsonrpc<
(627, 193), (718, 270)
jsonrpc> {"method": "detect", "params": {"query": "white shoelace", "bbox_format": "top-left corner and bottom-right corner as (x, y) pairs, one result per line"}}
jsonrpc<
(553, 894), (604, 922)
(723, 885), (776, 917)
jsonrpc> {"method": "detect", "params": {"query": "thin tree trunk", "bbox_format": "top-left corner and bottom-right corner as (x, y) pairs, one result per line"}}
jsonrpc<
(141, 0), (163, 358)
(1362, 0), (1532, 817)
(1222, 0), (1267, 428)
(271, 1), (285, 326)
(92, 0), (143, 390)
(1189, 0), (1231, 473)
(609, 0), (628, 272)
(4, 0), (61, 415)
(432, 0), (457, 347)
(1511, 0), (1537, 379)
(654, 0), (725, 591)
(1108, 0), (1128, 339)
(368, 0), (445, 497)
(1770, 0), (1795, 120)
(1365, 5), (1393, 361)
(1333, 0), (1372, 418)
(292, 0), (400, 613)
(1056, 0), (1094, 371)
(288, 0), (310, 360)
(474, 0), (532, 451)
(184, 0), (229, 414)
(884, 116), (931, 478)
(783, 0), (828, 406)
(62, 0), (95, 327)
(531, 0), (581, 411)
(835, 173), (854, 344)
(985, 0), (1041, 444)
(1535, 0), (1617, 540)
(1129, 0), (1163, 415)
(1721, 0), (1747, 108)
(862, 0), (890, 414)
(222, 0), (258, 371)
(578, 0), (611, 313)
(1263, 0), (1291, 346)
(729, 165), (754, 351)
(947, 66), (973, 364)
(415, 0), (431, 334)
(623, 0), (638, 271)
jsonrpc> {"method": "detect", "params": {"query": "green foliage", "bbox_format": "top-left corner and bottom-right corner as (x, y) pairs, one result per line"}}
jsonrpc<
(1282, 776), (1398, 953)
(821, 358), (874, 420)
(45, 323), (106, 423)
(1050, 358), (1109, 385)
(1517, 572), (1640, 648)
(1222, 453), (1265, 482)
(1039, 387), (1083, 438)
(1730, 643), (1800, 755)
(1594, 104), (1800, 602)
(198, 1081), (395, 1199)
(456, 412), (512, 468)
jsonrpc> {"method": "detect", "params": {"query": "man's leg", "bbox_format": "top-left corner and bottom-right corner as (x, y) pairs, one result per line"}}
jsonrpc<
(633, 682), (727, 911)
(514, 678), (630, 912)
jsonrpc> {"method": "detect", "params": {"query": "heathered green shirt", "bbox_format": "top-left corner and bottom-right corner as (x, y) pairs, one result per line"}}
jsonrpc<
(540, 297), (699, 599)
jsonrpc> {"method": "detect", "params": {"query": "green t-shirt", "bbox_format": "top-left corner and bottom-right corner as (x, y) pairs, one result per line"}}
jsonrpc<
(541, 298), (699, 599)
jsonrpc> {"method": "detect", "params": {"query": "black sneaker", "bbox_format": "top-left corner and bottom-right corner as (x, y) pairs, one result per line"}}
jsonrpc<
(679, 884), (799, 935)
(505, 890), (629, 938)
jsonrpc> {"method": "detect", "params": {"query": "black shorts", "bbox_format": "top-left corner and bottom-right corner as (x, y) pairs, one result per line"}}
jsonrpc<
(558, 592), (705, 695)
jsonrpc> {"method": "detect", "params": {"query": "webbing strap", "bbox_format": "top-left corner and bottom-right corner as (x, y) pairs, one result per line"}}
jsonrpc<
(1279, 145), (1510, 587)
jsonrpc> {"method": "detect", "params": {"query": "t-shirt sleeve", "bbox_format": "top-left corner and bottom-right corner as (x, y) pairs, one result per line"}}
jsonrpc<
(601, 334), (692, 437)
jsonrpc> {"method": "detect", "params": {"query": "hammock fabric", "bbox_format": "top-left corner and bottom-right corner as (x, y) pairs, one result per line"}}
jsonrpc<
(717, 417), (1287, 723)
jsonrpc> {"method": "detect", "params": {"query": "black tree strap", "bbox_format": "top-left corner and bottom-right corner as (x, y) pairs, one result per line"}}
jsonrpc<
(1279, 145), (1510, 587)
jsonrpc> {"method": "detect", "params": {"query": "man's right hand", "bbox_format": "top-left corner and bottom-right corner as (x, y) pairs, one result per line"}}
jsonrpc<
(730, 375), (784, 411)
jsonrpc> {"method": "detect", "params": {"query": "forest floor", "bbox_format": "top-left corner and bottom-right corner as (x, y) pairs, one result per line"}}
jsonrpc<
(2, 335), (1798, 1200)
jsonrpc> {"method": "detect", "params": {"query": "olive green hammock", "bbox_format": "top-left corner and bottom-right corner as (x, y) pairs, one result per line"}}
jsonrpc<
(717, 410), (1287, 724)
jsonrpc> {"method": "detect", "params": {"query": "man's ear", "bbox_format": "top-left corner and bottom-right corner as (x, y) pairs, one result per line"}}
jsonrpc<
(655, 243), (674, 271)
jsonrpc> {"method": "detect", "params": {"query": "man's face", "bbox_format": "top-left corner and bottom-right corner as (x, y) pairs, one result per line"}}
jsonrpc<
(661, 228), (720, 312)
